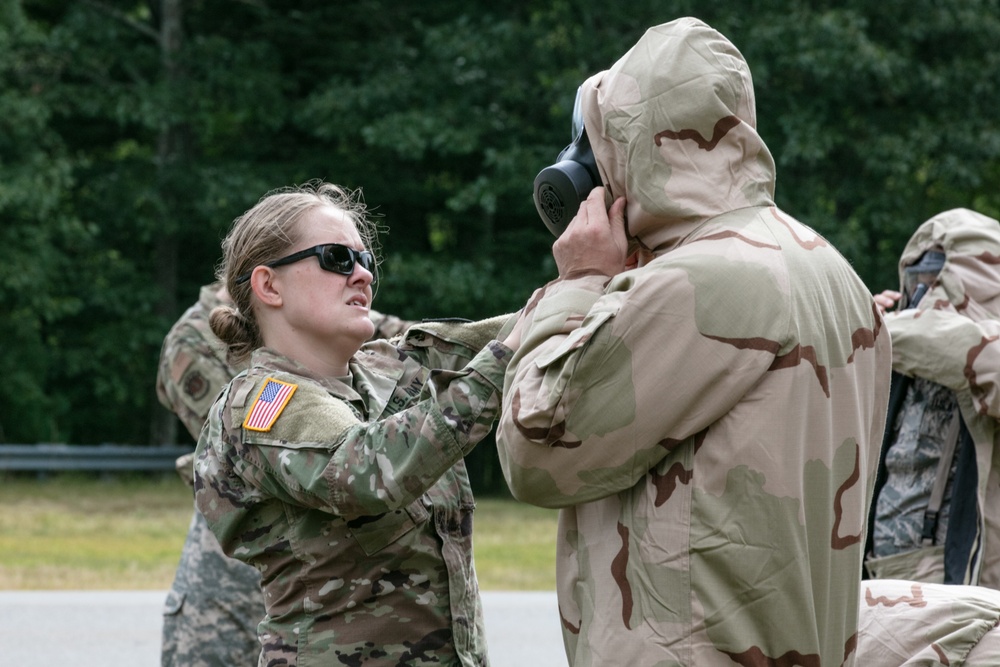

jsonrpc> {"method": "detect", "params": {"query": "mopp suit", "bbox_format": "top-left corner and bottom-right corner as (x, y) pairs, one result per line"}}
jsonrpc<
(866, 208), (1000, 588)
(496, 18), (893, 666)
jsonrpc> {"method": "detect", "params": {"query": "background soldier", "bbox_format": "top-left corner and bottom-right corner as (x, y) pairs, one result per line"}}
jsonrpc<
(867, 208), (1000, 588)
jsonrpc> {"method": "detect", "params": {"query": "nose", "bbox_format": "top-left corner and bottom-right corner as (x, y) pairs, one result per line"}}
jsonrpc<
(349, 261), (375, 287)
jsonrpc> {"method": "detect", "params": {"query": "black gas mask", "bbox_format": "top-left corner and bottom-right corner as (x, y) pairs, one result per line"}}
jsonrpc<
(902, 250), (945, 309)
(533, 88), (601, 237)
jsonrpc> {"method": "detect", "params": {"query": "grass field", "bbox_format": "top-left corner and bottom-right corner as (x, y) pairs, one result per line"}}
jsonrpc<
(0, 474), (558, 591)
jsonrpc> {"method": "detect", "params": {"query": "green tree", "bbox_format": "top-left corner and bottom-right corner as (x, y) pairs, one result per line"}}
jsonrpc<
(724, 0), (1000, 287)
(0, 1), (90, 442)
(4, 0), (1000, 494)
(7, 0), (295, 444)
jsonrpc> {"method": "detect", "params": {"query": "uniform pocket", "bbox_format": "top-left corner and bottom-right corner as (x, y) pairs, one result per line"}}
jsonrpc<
(162, 588), (185, 616)
(347, 498), (430, 556)
(865, 545), (945, 583)
(534, 308), (616, 370)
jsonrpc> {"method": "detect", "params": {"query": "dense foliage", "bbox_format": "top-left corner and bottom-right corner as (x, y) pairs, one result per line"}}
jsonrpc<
(3, 1), (1000, 491)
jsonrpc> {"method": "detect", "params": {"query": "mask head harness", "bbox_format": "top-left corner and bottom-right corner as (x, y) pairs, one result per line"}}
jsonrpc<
(533, 87), (601, 237)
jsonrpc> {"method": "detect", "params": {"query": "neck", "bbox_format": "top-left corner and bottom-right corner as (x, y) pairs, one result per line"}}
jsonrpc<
(261, 322), (359, 378)
(273, 343), (353, 378)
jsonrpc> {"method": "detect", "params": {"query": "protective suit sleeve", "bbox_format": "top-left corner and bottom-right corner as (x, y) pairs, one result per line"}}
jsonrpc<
(888, 308), (1000, 418)
(496, 267), (777, 508)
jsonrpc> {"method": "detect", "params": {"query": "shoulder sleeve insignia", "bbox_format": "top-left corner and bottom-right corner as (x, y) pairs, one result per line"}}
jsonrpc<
(243, 378), (298, 432)
(182, 369), (210, 400)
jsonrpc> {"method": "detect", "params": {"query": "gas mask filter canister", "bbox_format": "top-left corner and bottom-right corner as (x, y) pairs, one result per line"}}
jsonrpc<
(532, 87), (601, 237)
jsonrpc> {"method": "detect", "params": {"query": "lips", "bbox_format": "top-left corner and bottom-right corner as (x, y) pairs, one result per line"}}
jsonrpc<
(347, 294), (368, 309)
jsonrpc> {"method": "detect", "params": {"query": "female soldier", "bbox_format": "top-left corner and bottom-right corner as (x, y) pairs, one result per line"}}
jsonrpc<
(194, 181), (519, 666)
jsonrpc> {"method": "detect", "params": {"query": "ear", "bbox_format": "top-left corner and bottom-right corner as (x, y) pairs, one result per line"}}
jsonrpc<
(250, 266), (283, 307)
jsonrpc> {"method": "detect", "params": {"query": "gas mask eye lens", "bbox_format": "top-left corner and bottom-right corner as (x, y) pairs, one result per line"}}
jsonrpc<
(902, 250), (945, 307)
(571, 86), (585, 141)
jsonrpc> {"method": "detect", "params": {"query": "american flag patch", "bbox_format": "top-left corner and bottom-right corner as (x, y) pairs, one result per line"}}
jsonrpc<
(243, 378), (297, 432)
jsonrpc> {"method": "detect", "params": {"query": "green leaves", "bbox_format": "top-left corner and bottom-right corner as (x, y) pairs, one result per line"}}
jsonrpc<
(728, 1), (1000, 287)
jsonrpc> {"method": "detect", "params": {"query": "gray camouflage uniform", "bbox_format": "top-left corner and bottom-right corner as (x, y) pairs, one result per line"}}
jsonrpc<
(866, 208), (1000, 588)
(872, 379), (959, 556)
(156, 283), (415, 666)
(194, 316), (512, 667)
(496, 18), (892, 666)
(156, 284), (263, 667)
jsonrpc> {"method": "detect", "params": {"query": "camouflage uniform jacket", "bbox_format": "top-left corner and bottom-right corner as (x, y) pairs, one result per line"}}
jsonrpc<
(496, 18), (892, 666)
(857, 578), (1000, 665)
(194, 317), (513, 667)
(157, 283), (237, 448)
(868, 208), (1000, 588)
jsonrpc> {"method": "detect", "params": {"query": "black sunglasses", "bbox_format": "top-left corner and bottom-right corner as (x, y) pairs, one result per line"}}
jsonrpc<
(235, 243), (376, 285)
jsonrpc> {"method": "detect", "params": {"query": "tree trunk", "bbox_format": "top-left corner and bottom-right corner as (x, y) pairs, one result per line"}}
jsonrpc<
(149, 0), (185, 446)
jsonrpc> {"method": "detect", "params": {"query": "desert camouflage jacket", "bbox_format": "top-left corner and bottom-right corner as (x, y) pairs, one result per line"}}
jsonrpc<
(496, 18), (892, 666)
(195, 316), (512, 667)
(857, 578), (1000, 665)
(871, 209), (1000, 588)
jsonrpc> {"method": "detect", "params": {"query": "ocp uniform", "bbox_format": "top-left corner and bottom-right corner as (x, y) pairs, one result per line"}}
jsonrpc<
(195, 320), (512, 667)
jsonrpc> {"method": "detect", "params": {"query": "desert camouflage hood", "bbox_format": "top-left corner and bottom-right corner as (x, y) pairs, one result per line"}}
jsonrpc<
(578, 17), (776, 252)
(897, 207), (1000, 322)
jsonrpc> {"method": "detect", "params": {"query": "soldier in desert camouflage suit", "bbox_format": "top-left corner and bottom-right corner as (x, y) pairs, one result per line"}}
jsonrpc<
(156, 281), (412, 666)
(866, 208), (1000, 589)
(193, 181), (521, 666)
(495, 18), (892, 666)
(856, 578), (1000, 665)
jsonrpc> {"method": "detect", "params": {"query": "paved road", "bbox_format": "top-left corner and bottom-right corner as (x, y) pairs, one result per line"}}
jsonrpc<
(0, 590), (566, 666)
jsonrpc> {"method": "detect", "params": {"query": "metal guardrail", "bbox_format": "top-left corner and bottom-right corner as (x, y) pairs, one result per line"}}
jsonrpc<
(0, 444), (195, 472)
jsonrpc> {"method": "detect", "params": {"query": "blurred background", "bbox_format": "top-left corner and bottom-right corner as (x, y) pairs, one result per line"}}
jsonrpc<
(3, 0), (1000, 495)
